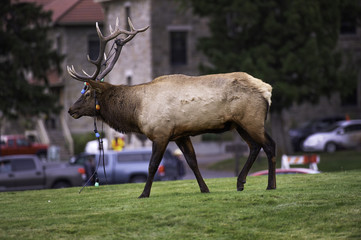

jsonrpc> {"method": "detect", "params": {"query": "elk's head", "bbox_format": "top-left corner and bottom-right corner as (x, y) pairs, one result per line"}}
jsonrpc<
(68, 81), (104, 119)
(67, 18), (148, 119)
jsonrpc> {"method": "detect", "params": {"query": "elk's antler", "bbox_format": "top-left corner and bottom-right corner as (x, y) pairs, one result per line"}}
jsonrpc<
(67, 18), (149, 82)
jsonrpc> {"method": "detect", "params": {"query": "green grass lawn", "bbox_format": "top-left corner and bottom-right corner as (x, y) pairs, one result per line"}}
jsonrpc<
(1, 170), (361, 239)
(208, 150), (361, 173)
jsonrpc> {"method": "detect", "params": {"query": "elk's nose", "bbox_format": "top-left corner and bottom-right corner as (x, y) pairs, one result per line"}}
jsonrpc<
(68, 108), (80, 119)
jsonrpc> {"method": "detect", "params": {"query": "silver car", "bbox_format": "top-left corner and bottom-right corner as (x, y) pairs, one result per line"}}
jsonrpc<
(303, 120), (361, 152)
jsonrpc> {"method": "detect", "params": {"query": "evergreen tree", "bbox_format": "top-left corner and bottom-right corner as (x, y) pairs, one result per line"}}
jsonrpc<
(0, 0), (62, 119)
(182, 0), (360, 112)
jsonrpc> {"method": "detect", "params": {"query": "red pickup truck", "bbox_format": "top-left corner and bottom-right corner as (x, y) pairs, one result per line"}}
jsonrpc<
(0, 135), (48, 158)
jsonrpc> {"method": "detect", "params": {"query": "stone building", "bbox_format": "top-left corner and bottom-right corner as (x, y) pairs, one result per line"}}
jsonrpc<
(8, 0), (105, 159)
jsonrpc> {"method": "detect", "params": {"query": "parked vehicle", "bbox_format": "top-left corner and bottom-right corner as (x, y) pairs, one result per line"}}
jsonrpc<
(0, 155), (85, 191)
(250, 168), (320, 176)
(303, 120), (361, 152)
(288, 117), (345, 152)
(0, 135), (48, 158)
(69, 148), (185, 184)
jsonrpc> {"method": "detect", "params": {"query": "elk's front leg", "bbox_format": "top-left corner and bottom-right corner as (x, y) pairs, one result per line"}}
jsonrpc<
(139, 140), (168, 198)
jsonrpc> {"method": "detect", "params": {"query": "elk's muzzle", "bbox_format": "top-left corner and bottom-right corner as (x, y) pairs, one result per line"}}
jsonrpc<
(68, 107), (80, 119)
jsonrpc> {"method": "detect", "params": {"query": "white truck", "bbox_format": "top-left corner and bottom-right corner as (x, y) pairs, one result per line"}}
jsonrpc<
(70, 148), (185, 184)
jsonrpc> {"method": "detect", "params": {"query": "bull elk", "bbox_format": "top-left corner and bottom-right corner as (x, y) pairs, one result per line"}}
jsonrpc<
(68, 18), (276, 198)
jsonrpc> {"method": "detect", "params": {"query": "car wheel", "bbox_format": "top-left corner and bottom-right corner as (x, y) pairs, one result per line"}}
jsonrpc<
(299, 139), (306, 152)
(37, 151), (47, 161)
(130, 175), (147, 183)
(52, 181), (71, 189)
(325, 142), (337, 153)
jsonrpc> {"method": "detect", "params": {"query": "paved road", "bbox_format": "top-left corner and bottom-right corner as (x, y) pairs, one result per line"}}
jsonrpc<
(180, 153), (236, 180)
(183, 168), (235, 180)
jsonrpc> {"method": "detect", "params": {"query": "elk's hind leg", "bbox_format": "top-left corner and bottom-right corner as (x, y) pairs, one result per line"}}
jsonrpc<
(175, 136), (209, 193)
(263, 132), (276, 190)
(236, 127), (262, 191)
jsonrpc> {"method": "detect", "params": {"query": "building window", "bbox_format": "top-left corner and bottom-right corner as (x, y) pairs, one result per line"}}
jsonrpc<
(170, 31), (187, 66)
(125, 5), (131, 31)
(88, 35), (100, 61)
(126, 75), (132, 85)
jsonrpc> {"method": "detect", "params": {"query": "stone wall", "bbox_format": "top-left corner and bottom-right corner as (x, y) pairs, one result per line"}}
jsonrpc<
(101, 0), (152, 86)
(151, 0), (209, 78)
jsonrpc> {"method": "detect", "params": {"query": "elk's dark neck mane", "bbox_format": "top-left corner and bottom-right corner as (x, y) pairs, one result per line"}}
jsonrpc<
(97, 85), (142, 134)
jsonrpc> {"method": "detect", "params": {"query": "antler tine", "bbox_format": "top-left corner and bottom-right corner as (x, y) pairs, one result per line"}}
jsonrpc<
(66, 65), (90, 82)
(68, 51), (102, 81)
(128, 17), (135, 31)
(82, 69), (92, 77)
(95, 22), (104, 39)
(67, 66), (82, 81)
(100, 18), (148, 42)
(126, 17), (149, 33)
(66, 65), (75, 78)
(119, 18), (149, 45)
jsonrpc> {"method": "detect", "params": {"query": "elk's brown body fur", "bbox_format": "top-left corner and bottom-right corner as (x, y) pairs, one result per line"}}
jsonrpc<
(68, 18), (276, 198)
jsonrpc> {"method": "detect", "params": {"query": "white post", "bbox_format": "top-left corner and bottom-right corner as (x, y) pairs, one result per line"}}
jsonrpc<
(36, 119), (50, 145)
(281, 154), (290, 169)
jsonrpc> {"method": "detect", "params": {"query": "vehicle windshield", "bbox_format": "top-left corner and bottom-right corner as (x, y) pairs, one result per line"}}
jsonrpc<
(299, 120), (316, 129)
(299, 120), (329, 131)
(298, 117), (344, 130)
(321, 123), (341, 132)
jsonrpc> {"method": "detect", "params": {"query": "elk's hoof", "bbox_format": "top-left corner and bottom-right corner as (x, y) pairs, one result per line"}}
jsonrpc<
(138, 193), (150, 198)
(201, 187), (210, 193)
(237, 181), (245, 191)
(266, 186), (276, 190)
(237, 187), (244, 191)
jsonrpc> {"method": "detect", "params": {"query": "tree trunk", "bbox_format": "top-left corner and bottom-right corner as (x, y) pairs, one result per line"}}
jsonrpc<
(270, 111), (293, 156)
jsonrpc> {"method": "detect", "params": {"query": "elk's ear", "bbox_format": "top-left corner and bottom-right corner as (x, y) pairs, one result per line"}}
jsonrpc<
(87, 80), (106, 94)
